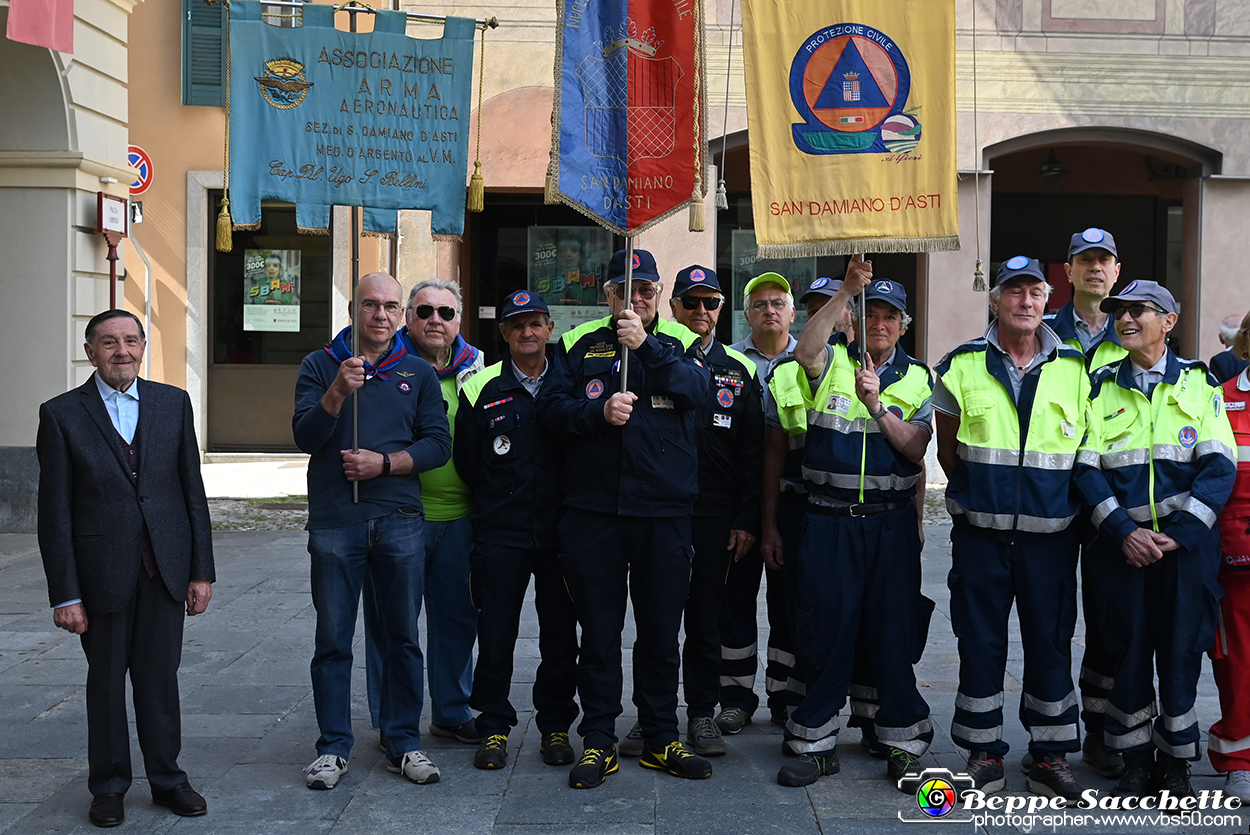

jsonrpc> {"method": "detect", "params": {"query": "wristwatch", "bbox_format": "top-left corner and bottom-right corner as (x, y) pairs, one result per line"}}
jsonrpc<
(869, 405), (888, 420)
(381, 452), (391, 476)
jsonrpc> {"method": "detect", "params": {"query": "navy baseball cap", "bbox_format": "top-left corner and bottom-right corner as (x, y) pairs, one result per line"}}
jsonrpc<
(500, 289), (549, 320)
(799, 276), (840, 304)
(995, 255), (1048, 287)
(1099, 279), (1177, 315)
(865, 279), (907, 312)
(672, 265), (721, 296)
(1068, 227), (1118, 259)
(607, 248), (661, 283)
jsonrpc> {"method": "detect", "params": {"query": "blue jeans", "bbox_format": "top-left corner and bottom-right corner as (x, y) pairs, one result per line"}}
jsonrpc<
(308, 509), (425, 759)
(365, 515), (477, 729)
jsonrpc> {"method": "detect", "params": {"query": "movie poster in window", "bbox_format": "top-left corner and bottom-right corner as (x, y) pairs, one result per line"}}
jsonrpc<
(527, 226), (613, 341)
(243, 249), (301, 332)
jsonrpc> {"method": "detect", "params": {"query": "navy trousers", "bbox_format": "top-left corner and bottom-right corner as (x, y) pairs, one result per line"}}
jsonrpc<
(719, 494), (798, 718)
(682, 515), (735, 719)
(559, 508), (692, 750)
(1088, 526), (1222, 762)
(785, 502), (933, 756)
(468, 543), (579, 738)
(948, 522), (1080, 758)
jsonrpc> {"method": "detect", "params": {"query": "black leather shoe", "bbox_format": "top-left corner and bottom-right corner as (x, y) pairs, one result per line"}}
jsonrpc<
(152, 782), (207, 817)
(89, 793), (125, 827)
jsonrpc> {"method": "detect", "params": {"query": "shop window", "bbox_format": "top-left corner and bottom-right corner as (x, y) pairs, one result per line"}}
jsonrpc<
(468, 194), (622, 364)
(208, 195), (331, 365)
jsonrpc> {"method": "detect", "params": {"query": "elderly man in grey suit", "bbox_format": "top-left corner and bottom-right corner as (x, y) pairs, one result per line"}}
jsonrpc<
(36, 309), (215, 828)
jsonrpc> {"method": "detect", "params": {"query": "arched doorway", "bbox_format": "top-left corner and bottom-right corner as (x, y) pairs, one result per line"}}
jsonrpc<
(985, 128), (1221, 353)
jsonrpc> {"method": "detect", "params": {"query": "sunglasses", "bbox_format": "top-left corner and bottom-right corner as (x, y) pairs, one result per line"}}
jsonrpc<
(1113, 304), (1166, 320)
(415, 304), (457, 321)
(680, 296), (723, 311)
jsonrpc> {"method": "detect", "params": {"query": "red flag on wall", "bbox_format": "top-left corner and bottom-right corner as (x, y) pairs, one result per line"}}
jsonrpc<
(7, 0), (74, 54)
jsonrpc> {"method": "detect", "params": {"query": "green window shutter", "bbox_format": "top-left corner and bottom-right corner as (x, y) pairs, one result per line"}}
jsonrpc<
(182, 0), (226, 107)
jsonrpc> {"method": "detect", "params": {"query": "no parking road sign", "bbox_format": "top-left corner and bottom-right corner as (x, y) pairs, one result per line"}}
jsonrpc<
(128, 145), (153, 195)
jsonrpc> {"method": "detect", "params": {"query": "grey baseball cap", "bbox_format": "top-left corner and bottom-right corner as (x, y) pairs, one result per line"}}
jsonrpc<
(1068, 227), (1118, 259)
(1099, 279), (1177, 315)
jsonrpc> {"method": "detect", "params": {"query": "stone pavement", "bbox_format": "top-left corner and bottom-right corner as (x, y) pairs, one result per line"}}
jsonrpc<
(0, 527), (1242, 835)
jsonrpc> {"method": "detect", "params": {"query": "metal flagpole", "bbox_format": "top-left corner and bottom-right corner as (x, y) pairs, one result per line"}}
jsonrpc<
(619, 236), (635, 394)
(347, 4), (365, 504)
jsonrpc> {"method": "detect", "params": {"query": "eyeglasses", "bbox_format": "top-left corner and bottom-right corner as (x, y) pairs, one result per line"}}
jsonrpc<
(680, 296), (722, 311)
(610, 283), (657, 300)
(415, 304), (457, 321)
(1113, 304), (1166, 320)
(750, 298), (790, 312)
(361, 300), (403, 316)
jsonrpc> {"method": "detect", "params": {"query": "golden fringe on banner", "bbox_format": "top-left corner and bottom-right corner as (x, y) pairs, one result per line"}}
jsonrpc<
(757, 236), (960, 259)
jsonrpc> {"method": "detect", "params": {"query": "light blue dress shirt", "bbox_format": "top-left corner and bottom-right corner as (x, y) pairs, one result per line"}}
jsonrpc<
(94, 374), (140, 444)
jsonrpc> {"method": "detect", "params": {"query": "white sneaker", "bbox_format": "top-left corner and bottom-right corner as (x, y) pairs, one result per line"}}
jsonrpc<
(1225, 770), (1250, 802)
(304, 754), (348, 790)
(388, 750), (441, 784)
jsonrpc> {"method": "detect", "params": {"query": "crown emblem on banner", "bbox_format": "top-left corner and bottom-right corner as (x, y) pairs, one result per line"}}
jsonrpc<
(843, 72), (860, 80)
(597, 19), (664, 57)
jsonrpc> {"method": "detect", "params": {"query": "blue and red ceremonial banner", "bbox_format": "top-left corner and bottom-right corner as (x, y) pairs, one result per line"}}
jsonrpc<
(552, 0), (705, 236)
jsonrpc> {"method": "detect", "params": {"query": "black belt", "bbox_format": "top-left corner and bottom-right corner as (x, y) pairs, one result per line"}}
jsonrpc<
(806, 499), (909, 518)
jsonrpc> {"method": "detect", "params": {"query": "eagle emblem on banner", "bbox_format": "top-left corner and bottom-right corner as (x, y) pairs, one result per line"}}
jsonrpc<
(254, 58), (314, 110)
(576, 22), (683, 164)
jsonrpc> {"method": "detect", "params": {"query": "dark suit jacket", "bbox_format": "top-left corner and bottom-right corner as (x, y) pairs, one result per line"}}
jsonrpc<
(1210, 348), (1250, 385)
(36, 376), (215, 613)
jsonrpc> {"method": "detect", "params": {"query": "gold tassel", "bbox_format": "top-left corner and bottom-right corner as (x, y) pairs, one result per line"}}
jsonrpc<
(467, 161), (484, 212)
(544, 163), (558, 204)
(973, 259), (987, 291)
(216, 196), (233, 253)
(468, 23), (487, 214)
(688, 175), (705, 232)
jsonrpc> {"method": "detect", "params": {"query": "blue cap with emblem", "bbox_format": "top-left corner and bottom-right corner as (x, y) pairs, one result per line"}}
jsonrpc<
(865, 279), (907, 312)
(500, 289), (549, 320)
(672, 265), (721, 296)
(607, 248), (662, 283)
(995, 255), (1048, 287)
(799, 276), (840, 304)
(1098, 279), (1177, 315)
(1068, 227), (1118, 259)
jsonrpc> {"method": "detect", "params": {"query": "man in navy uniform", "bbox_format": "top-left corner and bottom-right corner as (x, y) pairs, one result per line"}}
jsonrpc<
(542, 248), (711, 788)
(455, 290), (579, 770)
(633, 265), (762, 758)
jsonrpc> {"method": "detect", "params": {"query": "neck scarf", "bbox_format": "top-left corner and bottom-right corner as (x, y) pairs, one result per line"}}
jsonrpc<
(324, 326), (408, 379)
(398, 328), (480, 380)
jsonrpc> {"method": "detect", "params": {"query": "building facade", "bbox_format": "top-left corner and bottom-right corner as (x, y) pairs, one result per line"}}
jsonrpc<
(3, 0), (1250, 528)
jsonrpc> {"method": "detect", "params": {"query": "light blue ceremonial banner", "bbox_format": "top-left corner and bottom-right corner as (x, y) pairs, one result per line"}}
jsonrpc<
(228, 1), (474, 237)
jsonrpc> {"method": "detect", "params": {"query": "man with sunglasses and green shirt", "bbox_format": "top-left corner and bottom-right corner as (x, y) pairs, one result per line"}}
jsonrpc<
(617, 266), (761, 759)
(363, 279), (487, 754)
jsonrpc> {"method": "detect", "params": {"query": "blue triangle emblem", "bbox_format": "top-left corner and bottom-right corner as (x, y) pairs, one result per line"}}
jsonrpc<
(814, 39), (890, 109)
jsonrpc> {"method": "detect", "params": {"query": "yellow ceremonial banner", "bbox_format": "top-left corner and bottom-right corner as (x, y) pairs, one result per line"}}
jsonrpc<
(741, 0), (958, 258)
